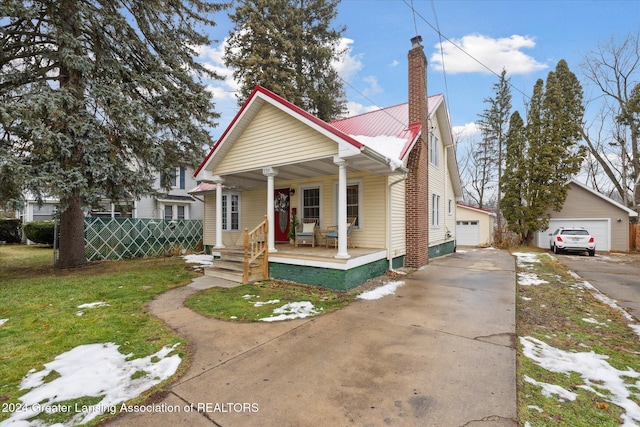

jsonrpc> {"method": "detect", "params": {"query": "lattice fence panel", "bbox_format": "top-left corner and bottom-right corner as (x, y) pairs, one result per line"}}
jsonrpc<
(85, 218), (203, 261)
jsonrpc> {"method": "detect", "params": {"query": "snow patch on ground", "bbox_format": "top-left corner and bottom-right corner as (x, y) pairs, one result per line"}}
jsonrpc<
(356, 281), (405, 300)
(77, 301), (110, 309)
(517, 272), (548, 286)
(252, 299), (280, 307)
(181, 254), (214, 266)
(513, 252), (543, 266)
(259, 302), (321, 322)
(582, 317), (608, 327)
(2, 343), (181, 426)
(524, 375), (577, 401)
(521, 336), (640, 426)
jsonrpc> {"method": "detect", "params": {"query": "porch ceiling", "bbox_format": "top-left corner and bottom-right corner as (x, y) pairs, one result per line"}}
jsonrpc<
(219, 155), (401, 191)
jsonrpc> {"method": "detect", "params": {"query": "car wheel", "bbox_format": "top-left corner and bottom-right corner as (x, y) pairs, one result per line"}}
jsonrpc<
(588, 249), (595, 257)
(553, 244), (560, 254)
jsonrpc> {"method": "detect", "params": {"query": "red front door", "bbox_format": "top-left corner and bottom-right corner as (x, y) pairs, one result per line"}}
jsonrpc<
(274, 188), (290, 242)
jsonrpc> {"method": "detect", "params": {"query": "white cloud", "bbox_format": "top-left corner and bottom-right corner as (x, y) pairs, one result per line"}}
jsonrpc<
(362, 75), (382, 96)
(333, 37), (364, 82)
(344, 101), (380, 117)
(430, 34), (548, 75)
(452, 122), (481, 142)
(389, 59), (399, 67)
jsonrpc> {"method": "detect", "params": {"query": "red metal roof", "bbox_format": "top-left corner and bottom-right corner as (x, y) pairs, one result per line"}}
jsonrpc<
(329, 94), (443, 160)
(195, 87), (443, 177)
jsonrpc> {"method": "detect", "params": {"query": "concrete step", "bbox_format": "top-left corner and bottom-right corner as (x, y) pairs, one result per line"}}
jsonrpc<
(214, 259), (259, 272)
(203, 266), (266, 283)
(204, 267), (244, 283)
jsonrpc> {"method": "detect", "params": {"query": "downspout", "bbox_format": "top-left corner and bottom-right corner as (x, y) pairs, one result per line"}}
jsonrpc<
(388, 172), (408, 271)
(443, 140), (455, 244)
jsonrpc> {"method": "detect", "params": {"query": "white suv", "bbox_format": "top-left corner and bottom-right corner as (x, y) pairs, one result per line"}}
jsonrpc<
(549, 227), (596, 256)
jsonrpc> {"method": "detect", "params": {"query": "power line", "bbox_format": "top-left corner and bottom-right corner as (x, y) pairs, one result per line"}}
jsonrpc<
(401, 0), (532, 102)
(429, 0), (451, 118)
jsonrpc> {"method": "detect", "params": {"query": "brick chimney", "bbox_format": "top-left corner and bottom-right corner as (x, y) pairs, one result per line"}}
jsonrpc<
(405, 35), (429, 268)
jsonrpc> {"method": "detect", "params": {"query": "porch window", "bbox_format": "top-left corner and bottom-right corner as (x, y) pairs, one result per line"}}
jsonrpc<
(221, 193), (240, 231)
(301, 187), (320, 221)
(430, 134), (439, 167)
(333, 181), (361, 228)
(431, 194), (440, 227)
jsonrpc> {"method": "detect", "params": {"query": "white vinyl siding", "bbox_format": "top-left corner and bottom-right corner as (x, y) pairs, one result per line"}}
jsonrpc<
(213, 104), (338, 175)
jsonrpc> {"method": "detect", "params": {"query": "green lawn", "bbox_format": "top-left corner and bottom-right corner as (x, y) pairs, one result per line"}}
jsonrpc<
(515, 249), (640, 426)
(185, 280), (355, 322)
(0, 244), (198, 426)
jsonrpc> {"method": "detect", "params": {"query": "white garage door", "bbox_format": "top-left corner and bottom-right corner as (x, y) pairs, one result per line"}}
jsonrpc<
(457, 220), (479, 246)
(538, 219), (610, 251)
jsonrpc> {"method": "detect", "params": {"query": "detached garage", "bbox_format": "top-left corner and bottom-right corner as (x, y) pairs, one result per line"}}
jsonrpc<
(536, 180), (638, 252)
(456, 203), (496, 246)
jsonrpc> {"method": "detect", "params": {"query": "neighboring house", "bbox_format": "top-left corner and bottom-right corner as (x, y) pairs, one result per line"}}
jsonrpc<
(17, 167), (203, 222)
(191, 36), (463, 289)
(456, 203), (496, 247)
(135, 167), (203, 220)
(535, 179), (638, 252)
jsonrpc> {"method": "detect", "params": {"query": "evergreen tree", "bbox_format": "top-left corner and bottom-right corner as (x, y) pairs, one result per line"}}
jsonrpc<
(225, 0), (347, 121)
(476, 69), (511, 215)
(0, 0), (226, 268)
(501, 111), (528, 238)
(500, 61), (586, 244)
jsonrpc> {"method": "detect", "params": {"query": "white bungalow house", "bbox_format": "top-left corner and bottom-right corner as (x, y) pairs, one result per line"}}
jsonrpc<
(192, 36), (463, 289)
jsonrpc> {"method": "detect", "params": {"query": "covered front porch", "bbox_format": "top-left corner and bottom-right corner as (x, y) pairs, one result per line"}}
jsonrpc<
(206, 243), (400, 291)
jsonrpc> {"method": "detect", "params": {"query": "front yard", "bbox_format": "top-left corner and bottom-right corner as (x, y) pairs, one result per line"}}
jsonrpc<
(3, 244), (640, 426)
(0, 245), (198, 426)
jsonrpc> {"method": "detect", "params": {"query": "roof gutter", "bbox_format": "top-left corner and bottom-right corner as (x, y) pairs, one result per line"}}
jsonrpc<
(360, 145), (409, 174)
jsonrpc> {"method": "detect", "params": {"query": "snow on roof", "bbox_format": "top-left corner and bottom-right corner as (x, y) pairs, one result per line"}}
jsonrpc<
(348, 134), (407, 171)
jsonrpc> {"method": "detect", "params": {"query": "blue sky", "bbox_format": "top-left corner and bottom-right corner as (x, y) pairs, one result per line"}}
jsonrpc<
(199, 0), (640, 143)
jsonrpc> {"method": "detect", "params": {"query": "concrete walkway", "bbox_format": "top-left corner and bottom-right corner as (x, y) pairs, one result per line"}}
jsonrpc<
(107, 247), (517, 427)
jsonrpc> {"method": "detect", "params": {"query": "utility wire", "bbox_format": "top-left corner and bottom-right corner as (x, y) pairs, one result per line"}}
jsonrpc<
(430, 0), (451, 118)
(401, 0), (532, 102)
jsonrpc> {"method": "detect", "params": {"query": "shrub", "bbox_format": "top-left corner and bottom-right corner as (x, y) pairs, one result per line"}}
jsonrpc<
(23, 220), (56, 246)
(0, 218), (22, 243)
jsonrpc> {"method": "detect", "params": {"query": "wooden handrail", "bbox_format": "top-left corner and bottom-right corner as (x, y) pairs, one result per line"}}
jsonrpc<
(243, 214), (268, 283)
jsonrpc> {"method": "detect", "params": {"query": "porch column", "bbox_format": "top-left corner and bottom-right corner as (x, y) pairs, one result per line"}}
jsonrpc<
(263, 167), (279, 253)
(213, 176), (225, 249)
(334, 156), (350, 259)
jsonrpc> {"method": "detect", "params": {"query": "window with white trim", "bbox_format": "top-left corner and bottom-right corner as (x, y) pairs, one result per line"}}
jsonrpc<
(333, 181), (361, 228)
(301, 186), (321, 221)
(430, 134), (439, 167)
(163, 204), (189, 220)
(221, 193), (240, 231)
(431, 194), (440, 227)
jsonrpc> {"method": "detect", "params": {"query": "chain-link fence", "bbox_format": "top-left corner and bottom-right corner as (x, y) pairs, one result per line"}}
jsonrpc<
(84, 217), (203, 261)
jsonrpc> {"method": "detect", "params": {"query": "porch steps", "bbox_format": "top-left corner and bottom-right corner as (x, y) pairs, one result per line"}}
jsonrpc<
(204, 249), (265, 283)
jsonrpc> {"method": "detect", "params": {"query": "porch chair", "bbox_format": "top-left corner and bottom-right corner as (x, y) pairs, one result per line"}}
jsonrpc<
(295, 218), (318, 247)
(325, 217), (357, 248)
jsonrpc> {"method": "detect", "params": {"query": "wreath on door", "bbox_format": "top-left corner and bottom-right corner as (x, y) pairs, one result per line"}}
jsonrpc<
(275, 193), (289, 233)
(275, 193), (289, 212)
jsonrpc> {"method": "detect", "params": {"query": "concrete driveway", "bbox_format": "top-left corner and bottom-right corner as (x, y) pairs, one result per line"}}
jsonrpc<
(555, 252), (640, 321)
(107, 248), (517, 427)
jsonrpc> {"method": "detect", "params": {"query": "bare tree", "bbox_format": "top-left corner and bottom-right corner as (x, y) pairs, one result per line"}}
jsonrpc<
(581, 32), (640, 211)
